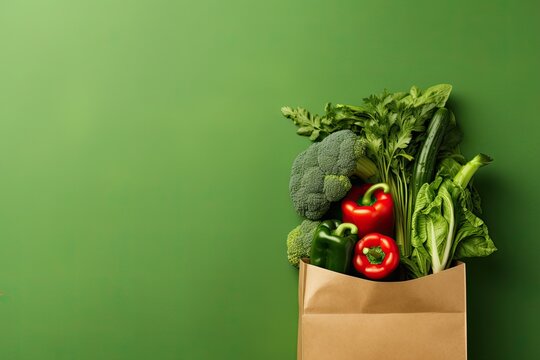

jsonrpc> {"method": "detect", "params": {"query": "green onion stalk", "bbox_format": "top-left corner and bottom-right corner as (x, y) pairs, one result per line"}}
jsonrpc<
(375, 155), (411, 258)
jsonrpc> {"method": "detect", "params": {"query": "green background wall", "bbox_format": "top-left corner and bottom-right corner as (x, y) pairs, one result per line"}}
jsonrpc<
(0, 1), (538, 359)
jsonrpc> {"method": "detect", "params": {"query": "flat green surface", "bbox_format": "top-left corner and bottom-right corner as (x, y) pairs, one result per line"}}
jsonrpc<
(0, 1), (538, 359)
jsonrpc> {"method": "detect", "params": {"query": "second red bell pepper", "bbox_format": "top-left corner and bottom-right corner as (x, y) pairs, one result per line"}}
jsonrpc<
(341, 183), (394, 238)
(353, 233), (400, 280)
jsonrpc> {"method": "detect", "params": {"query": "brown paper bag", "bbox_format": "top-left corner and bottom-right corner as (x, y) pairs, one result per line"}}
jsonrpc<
(297, 259), (467, 360)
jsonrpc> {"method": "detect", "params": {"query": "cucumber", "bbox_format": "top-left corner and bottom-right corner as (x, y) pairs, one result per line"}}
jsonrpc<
(410, 108), (452, 202)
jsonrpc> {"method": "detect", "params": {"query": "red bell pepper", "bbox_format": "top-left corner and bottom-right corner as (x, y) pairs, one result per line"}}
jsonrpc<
(341, 183), (394, 239)
(353, 233), (400, 280)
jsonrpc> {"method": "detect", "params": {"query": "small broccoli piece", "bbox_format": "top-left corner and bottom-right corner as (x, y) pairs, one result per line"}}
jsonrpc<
(286, 219), (321, 267)
(289, 130), (377, 220)
(323, 175), (352, 201)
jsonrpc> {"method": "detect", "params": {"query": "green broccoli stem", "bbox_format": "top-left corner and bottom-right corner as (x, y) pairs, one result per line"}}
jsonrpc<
(355, 155), (378, 180)
(334, 223), (358, 237)
(453, 153), (493, 189)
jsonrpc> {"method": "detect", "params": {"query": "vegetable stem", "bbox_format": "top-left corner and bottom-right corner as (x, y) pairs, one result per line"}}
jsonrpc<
(453, 153), (493, 188)
(355, 155), (378, 180)
(334, 223), (358, 237)
(361, 183), (390, 205)
(363, 247), (384, 263)
(362, 246), (386, 265)
(439, 194), (455, 273)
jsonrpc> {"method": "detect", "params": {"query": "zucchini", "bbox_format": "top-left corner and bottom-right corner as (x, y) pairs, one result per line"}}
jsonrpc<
(410, 108), (452, 202)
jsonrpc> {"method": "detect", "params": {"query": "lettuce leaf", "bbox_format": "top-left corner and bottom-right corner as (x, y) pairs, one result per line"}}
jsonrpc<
(408, 155), (496, 277)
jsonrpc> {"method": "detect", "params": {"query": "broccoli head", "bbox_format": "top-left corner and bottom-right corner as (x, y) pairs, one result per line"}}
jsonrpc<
(286, 219), (321, 267)
(289, 130), (377, 220)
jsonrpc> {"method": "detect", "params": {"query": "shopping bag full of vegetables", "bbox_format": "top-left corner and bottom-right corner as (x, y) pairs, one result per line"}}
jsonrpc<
(282, 84), (496, 360)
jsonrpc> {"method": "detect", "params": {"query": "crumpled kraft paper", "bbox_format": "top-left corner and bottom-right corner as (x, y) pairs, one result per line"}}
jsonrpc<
(297, 259), (467, 360)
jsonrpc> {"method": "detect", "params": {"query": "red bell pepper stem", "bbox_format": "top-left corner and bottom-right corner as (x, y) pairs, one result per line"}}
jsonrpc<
(363, 247), (384, 263)
(361, 183), (391, 205)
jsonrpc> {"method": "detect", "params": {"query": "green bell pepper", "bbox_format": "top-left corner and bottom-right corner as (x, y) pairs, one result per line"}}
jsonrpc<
(310, 220), (358, 274)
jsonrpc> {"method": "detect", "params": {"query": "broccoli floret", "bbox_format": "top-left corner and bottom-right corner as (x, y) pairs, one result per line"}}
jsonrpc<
(289, 130), (377, 220)
(286, 219), (321, 267)
(323, 175), (352, 201)
(316, 130), (358, 175)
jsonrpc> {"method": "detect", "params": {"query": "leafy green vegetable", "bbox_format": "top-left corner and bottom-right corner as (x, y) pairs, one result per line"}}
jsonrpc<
(281, 103), (361, 142)
(409, 154), (497, 277)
